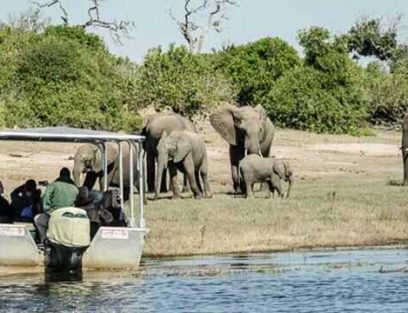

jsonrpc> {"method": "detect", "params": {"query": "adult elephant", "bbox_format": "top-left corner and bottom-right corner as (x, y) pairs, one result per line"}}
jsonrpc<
(73, 142), (138, 199)
(140, 112), (196, 193)
(155, 131), (211, 200)
(210, 104), (275, 192)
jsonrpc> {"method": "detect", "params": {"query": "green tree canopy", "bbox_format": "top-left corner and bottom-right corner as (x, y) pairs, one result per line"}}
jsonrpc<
(133, 44), (235, 116)
(265, 27), (368, 134)
(0, 25), (140, 130)
(213, 37), (301, 105)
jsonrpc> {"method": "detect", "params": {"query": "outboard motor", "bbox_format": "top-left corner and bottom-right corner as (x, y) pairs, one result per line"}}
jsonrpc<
(45, 207), (90, 272)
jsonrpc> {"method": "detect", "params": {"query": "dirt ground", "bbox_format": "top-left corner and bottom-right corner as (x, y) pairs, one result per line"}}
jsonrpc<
(199, 120), (402, 185)
(0, 121), (401, 193)
(0, 123), (407, 256)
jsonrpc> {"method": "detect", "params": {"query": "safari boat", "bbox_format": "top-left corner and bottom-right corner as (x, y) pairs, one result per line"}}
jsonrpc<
(0, 127), (147, 271)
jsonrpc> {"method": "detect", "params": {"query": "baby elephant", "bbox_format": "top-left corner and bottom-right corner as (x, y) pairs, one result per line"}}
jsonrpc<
(239, 154), (293, 198)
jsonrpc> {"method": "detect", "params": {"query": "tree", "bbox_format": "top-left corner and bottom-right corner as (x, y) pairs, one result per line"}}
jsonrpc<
(264, 27), (368, 135)
(169, 0), (237, 54)
(346, 17), (398, 61)
(0, 24), (141, 130)
(213, 37), (301, 104)
(31, 0), (134, 42)
(133, 45), (235, 116)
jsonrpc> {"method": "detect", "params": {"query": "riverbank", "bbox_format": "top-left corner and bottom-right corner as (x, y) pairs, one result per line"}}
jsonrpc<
(0, 124), (407, 257)
(143, 125), (408, 256)
(144, 176), (408, 256)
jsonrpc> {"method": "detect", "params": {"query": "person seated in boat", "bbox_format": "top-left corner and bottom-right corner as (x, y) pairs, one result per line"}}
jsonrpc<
(0, 180), (14, 224)
(75, 186), (103, 238)
(34, 167), (79, 243)
(10, 179), (41, 222)
(100, 189), (127, 227)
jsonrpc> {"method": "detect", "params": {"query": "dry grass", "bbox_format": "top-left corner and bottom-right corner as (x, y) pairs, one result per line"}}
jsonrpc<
(141, 124), (408, 256)
(1, 124), (408, 257)
(142, 175), (408, 256)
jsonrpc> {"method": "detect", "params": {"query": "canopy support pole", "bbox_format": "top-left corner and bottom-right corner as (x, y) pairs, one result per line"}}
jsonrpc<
(118, 142), (124, 210)
(129, 141), (135, 227)
(103, 142), (108, 191)
(138, 141), (145, 229)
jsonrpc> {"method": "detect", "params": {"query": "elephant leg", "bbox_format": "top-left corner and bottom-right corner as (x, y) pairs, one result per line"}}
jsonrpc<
(242, 172), (254, 198)
(403, 149), (408, 186)
(271, 175), (283, 197)
(160, 169), (168, 193)
(182, 174), (190, 193)
(168, 165), (180, 199)
(230, 145), (245, 193)
(184, 157), (202, 199)
(83, 172), (98, 190)
(146, 151), (156, 193)
(200, 164), (212, 198)
(245, 180), (254, 198)
(195, 171), (203, 193)
(266, 181), (274, 198)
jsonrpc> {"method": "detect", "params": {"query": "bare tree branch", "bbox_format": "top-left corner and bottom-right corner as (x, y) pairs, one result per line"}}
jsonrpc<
(169, 0), (237, 54)
(32, 0), (68, 24)
(31, 0), (135, 42)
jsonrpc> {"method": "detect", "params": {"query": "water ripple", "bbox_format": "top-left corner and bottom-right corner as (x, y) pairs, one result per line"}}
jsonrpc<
(0, 249), (407, 312)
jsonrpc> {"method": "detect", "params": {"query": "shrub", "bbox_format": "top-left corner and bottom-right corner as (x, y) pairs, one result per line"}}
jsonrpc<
(364, 61), (408, 126)
(265, 66), (368, 134)
(0, 25), (141, 131)
(134, 44), (235, 117)
(213, 37), (301, 104)
(265, 28), (369, 135)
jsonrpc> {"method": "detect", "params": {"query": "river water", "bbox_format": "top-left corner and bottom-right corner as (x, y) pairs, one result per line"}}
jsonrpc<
(0, 248), (407, 312)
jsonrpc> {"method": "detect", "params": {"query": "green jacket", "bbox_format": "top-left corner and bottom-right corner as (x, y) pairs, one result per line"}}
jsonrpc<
(42, 177), (79, 214)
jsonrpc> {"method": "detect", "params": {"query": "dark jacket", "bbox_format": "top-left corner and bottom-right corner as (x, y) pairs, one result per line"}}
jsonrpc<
(0, 195), (13, 223)
(10, 185), (41, 219)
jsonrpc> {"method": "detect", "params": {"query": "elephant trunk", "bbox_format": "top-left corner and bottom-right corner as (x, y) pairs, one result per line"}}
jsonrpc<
(245, 132), (261, 155)
(155, 153), (168, 199)
(73, 161), (83, 187)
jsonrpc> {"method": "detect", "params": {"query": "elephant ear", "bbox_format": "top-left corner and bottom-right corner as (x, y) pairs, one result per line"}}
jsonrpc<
(273, 161), (285, 180)
(210, 104), (239, 145)
(173, 136), (192, 163)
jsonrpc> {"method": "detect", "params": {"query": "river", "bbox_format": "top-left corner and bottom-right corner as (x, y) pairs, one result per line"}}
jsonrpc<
(0, 248), (407, 312)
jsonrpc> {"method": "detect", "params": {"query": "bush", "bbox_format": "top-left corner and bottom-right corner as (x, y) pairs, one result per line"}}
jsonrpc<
(134, 45), (235, 117)
(364, 61), (408, 126)
(213, 37), (301, 104)
(264, 28), (369, 135)
(0, 25), (141, 131)
(265, 66), (368, 134)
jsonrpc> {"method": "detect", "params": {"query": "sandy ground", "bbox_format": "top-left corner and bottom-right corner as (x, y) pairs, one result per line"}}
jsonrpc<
(0, 123), (402, 207)
(0, 126), (401, 195)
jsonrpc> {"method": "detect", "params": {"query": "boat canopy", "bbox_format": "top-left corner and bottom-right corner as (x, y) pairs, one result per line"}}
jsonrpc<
(0, 126), (145, 229)
(0, 126), (144, 142)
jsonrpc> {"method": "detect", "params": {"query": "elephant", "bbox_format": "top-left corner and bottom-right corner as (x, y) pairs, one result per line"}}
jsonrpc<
(210, 104), (275, 192)
(402, 113), (408, 185)
(73, 142), (138, 199)
(239, 154), (293, 198)
(140, 112), (196, 193)
(155, 130), (212, 200)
